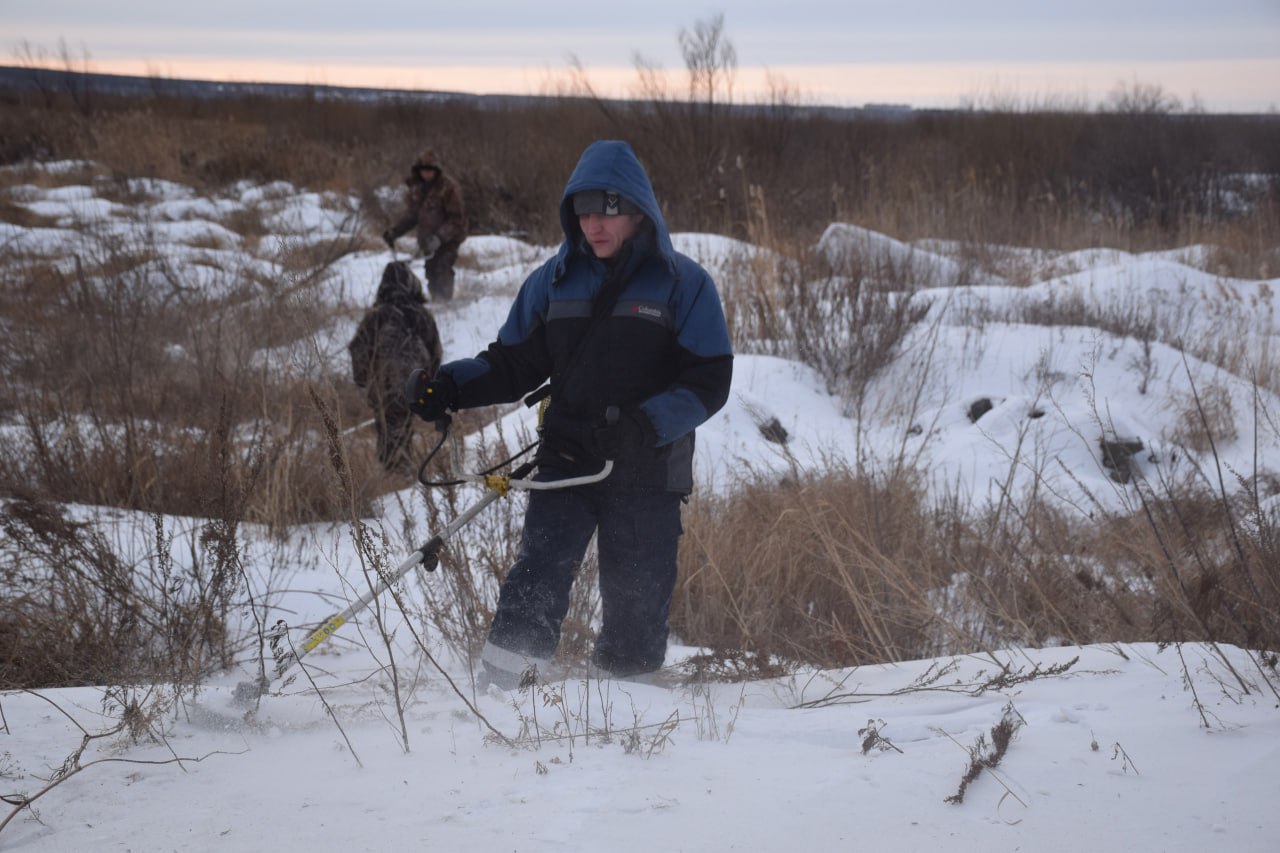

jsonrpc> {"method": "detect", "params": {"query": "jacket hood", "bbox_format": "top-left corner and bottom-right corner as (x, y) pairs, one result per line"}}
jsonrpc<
(415, 148), (441, 170)
(407, 148), (444, 182)
(556, 140), (676, 274)
(376, 261), (426, 304)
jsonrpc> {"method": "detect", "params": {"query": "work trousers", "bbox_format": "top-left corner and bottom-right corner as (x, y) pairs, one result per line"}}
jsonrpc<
(423, 243), (459, 301)
(481, 483), (683, 683)
(373, 400), (414, 472)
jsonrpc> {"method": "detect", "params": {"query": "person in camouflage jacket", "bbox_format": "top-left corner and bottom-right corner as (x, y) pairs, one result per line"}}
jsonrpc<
(383, 148), (468, 301)
(348, 261), (443, 473)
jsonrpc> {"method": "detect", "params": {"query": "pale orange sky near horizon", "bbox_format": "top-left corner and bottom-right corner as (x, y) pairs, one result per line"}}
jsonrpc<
(44, 55), (1280, 113)
(6, 1), (1279, 112)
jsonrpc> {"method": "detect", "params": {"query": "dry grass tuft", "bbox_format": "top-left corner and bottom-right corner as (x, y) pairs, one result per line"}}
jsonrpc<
(675, 466), (949, 666)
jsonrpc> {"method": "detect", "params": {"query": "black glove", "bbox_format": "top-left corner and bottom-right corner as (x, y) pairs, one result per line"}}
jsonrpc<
(382, 229), (395, 249)
(422, 234), (442, 258)
(590, 407), (654, 460)
(537, 405), (594, 466)
(403, 370), (457, 421)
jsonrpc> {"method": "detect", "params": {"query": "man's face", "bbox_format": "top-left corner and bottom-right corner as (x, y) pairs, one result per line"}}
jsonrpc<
(579, 213), (643, 259)
(418, 166), (439, 181)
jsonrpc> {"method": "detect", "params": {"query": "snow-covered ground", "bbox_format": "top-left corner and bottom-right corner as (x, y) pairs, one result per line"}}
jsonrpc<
(1, 163), (1278, 851)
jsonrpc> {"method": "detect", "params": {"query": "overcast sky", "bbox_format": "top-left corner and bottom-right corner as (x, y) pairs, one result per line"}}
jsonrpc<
(4, 1), (1278, 111)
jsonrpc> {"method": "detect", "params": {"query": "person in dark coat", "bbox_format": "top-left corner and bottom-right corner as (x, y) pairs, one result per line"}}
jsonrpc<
(405, 140), (734, 688)
(382, 148), (467, 301)
(348, 261), (443, 473)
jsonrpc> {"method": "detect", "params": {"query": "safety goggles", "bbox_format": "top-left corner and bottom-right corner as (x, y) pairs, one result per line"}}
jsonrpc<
(572, 189), (641, 216)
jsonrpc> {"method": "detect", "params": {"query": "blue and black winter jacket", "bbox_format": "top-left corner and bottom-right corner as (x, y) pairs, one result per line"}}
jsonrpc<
(438, 140), (733, 492)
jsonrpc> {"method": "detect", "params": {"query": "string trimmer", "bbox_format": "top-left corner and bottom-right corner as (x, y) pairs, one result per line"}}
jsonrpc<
(232, 406), (616, 705)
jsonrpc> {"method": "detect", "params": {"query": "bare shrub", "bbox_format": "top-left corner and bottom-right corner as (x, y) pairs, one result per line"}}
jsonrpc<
(722, 223), (929, 403)
(1173, 383), (1238, 452)
(0, 499), (236, 688)
(787, 244), (930, 402)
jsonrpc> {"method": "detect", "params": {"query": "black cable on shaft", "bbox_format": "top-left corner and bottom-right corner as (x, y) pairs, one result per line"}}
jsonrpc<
(414, 415), (538, 488)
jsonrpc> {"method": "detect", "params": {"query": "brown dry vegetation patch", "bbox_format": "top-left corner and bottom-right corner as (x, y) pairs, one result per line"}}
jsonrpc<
(0, 74), (1277, 688)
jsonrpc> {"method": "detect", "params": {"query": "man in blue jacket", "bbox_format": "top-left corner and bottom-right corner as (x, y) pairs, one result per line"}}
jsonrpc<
(407, 140), (734, 689)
